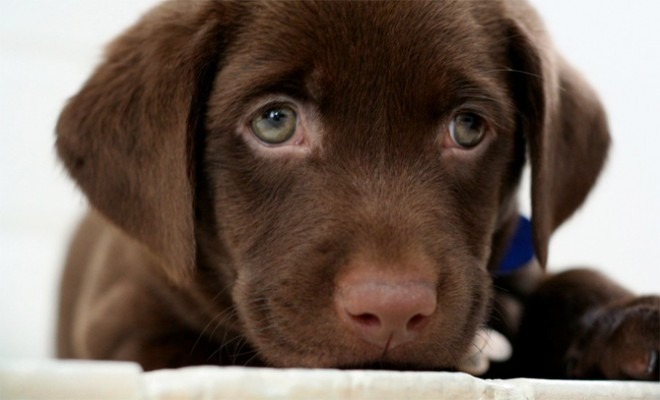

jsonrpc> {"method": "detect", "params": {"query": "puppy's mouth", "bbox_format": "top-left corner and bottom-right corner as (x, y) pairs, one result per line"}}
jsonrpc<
(241, 313), (476, 371)
(232, 247), (491, 370)
(331, 343), (460, 371)
(269, 339), (467, 371)
(233, 290), (488, 370)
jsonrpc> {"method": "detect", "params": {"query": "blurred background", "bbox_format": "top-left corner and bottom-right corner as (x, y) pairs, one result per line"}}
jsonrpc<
(1, 0), (658, 360)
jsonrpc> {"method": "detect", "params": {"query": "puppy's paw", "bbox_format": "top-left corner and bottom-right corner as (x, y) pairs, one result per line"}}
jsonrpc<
(457, 328), (512, 376)
(566, 295), (659, 380)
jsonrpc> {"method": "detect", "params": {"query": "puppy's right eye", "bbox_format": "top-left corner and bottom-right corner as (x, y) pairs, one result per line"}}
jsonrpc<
(250, 106), (298, 144)
(448, 112), (487, 149)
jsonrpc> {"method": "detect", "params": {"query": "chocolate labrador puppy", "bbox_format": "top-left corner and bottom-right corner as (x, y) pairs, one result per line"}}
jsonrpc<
(56, 0), (659, 379)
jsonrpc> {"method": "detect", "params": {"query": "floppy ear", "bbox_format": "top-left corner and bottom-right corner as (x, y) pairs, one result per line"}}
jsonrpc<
(56, 1), (239, 283)
(506, 5), (610, 266)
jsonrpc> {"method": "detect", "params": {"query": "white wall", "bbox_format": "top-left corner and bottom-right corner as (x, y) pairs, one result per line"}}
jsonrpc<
(1, 0), (163, 359)
(0, 0), (658, 359)
(525, 0), (660, 289)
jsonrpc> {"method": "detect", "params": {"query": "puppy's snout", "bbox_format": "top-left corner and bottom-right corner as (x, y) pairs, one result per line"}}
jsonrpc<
(336, 269), (437, 350)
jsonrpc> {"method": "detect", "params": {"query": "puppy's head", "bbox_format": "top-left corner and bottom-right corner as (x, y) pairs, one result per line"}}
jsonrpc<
(57, 0), (609, 369)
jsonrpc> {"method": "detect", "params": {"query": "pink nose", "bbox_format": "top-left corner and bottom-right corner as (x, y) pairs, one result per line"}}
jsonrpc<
(336, 272), (437, 350)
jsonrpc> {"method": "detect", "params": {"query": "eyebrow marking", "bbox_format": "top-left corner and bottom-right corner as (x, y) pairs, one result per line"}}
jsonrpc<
(241, 68), (315, 106)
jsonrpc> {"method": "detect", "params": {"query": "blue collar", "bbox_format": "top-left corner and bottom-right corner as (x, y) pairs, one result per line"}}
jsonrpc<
(497, 215), (535, 275)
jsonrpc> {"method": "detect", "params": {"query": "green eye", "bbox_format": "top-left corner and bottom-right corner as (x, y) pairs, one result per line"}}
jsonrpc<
(250, 106), (298, 144)
(449, 113), (486, 148)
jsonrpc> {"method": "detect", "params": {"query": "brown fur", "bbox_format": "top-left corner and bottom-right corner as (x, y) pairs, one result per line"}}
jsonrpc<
(56, 0), (658, 379)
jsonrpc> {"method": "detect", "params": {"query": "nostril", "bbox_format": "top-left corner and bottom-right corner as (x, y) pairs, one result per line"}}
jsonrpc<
(350, 312), (382, 328)
(406, 313), (429, 331)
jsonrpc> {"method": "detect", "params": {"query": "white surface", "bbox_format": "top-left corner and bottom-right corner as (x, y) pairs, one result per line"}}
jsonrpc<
(1, 361), (659, 400)
(0, 0), (658, 360)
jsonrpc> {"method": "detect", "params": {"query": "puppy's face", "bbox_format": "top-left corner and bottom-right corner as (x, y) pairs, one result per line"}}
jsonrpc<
(204, 1), (522, 368)
(58, 0), (609, 370)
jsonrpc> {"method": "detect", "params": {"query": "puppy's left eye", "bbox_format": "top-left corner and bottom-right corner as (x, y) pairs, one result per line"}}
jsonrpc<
(449, 113), (487, 148)
(250, 106), (298, 144)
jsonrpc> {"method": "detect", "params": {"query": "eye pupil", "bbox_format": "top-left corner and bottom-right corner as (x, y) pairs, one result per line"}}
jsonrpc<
(267, 110), (285, 123)
(263, 109), (291, 129)
(450, 112), (486, 148)
(457, 114), (478, 129)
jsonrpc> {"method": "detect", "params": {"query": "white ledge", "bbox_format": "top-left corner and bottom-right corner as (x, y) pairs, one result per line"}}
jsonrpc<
(1, 360), (659, 400)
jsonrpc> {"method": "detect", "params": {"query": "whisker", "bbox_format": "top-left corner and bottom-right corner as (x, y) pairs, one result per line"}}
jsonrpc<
(190, 312), (225, 357)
